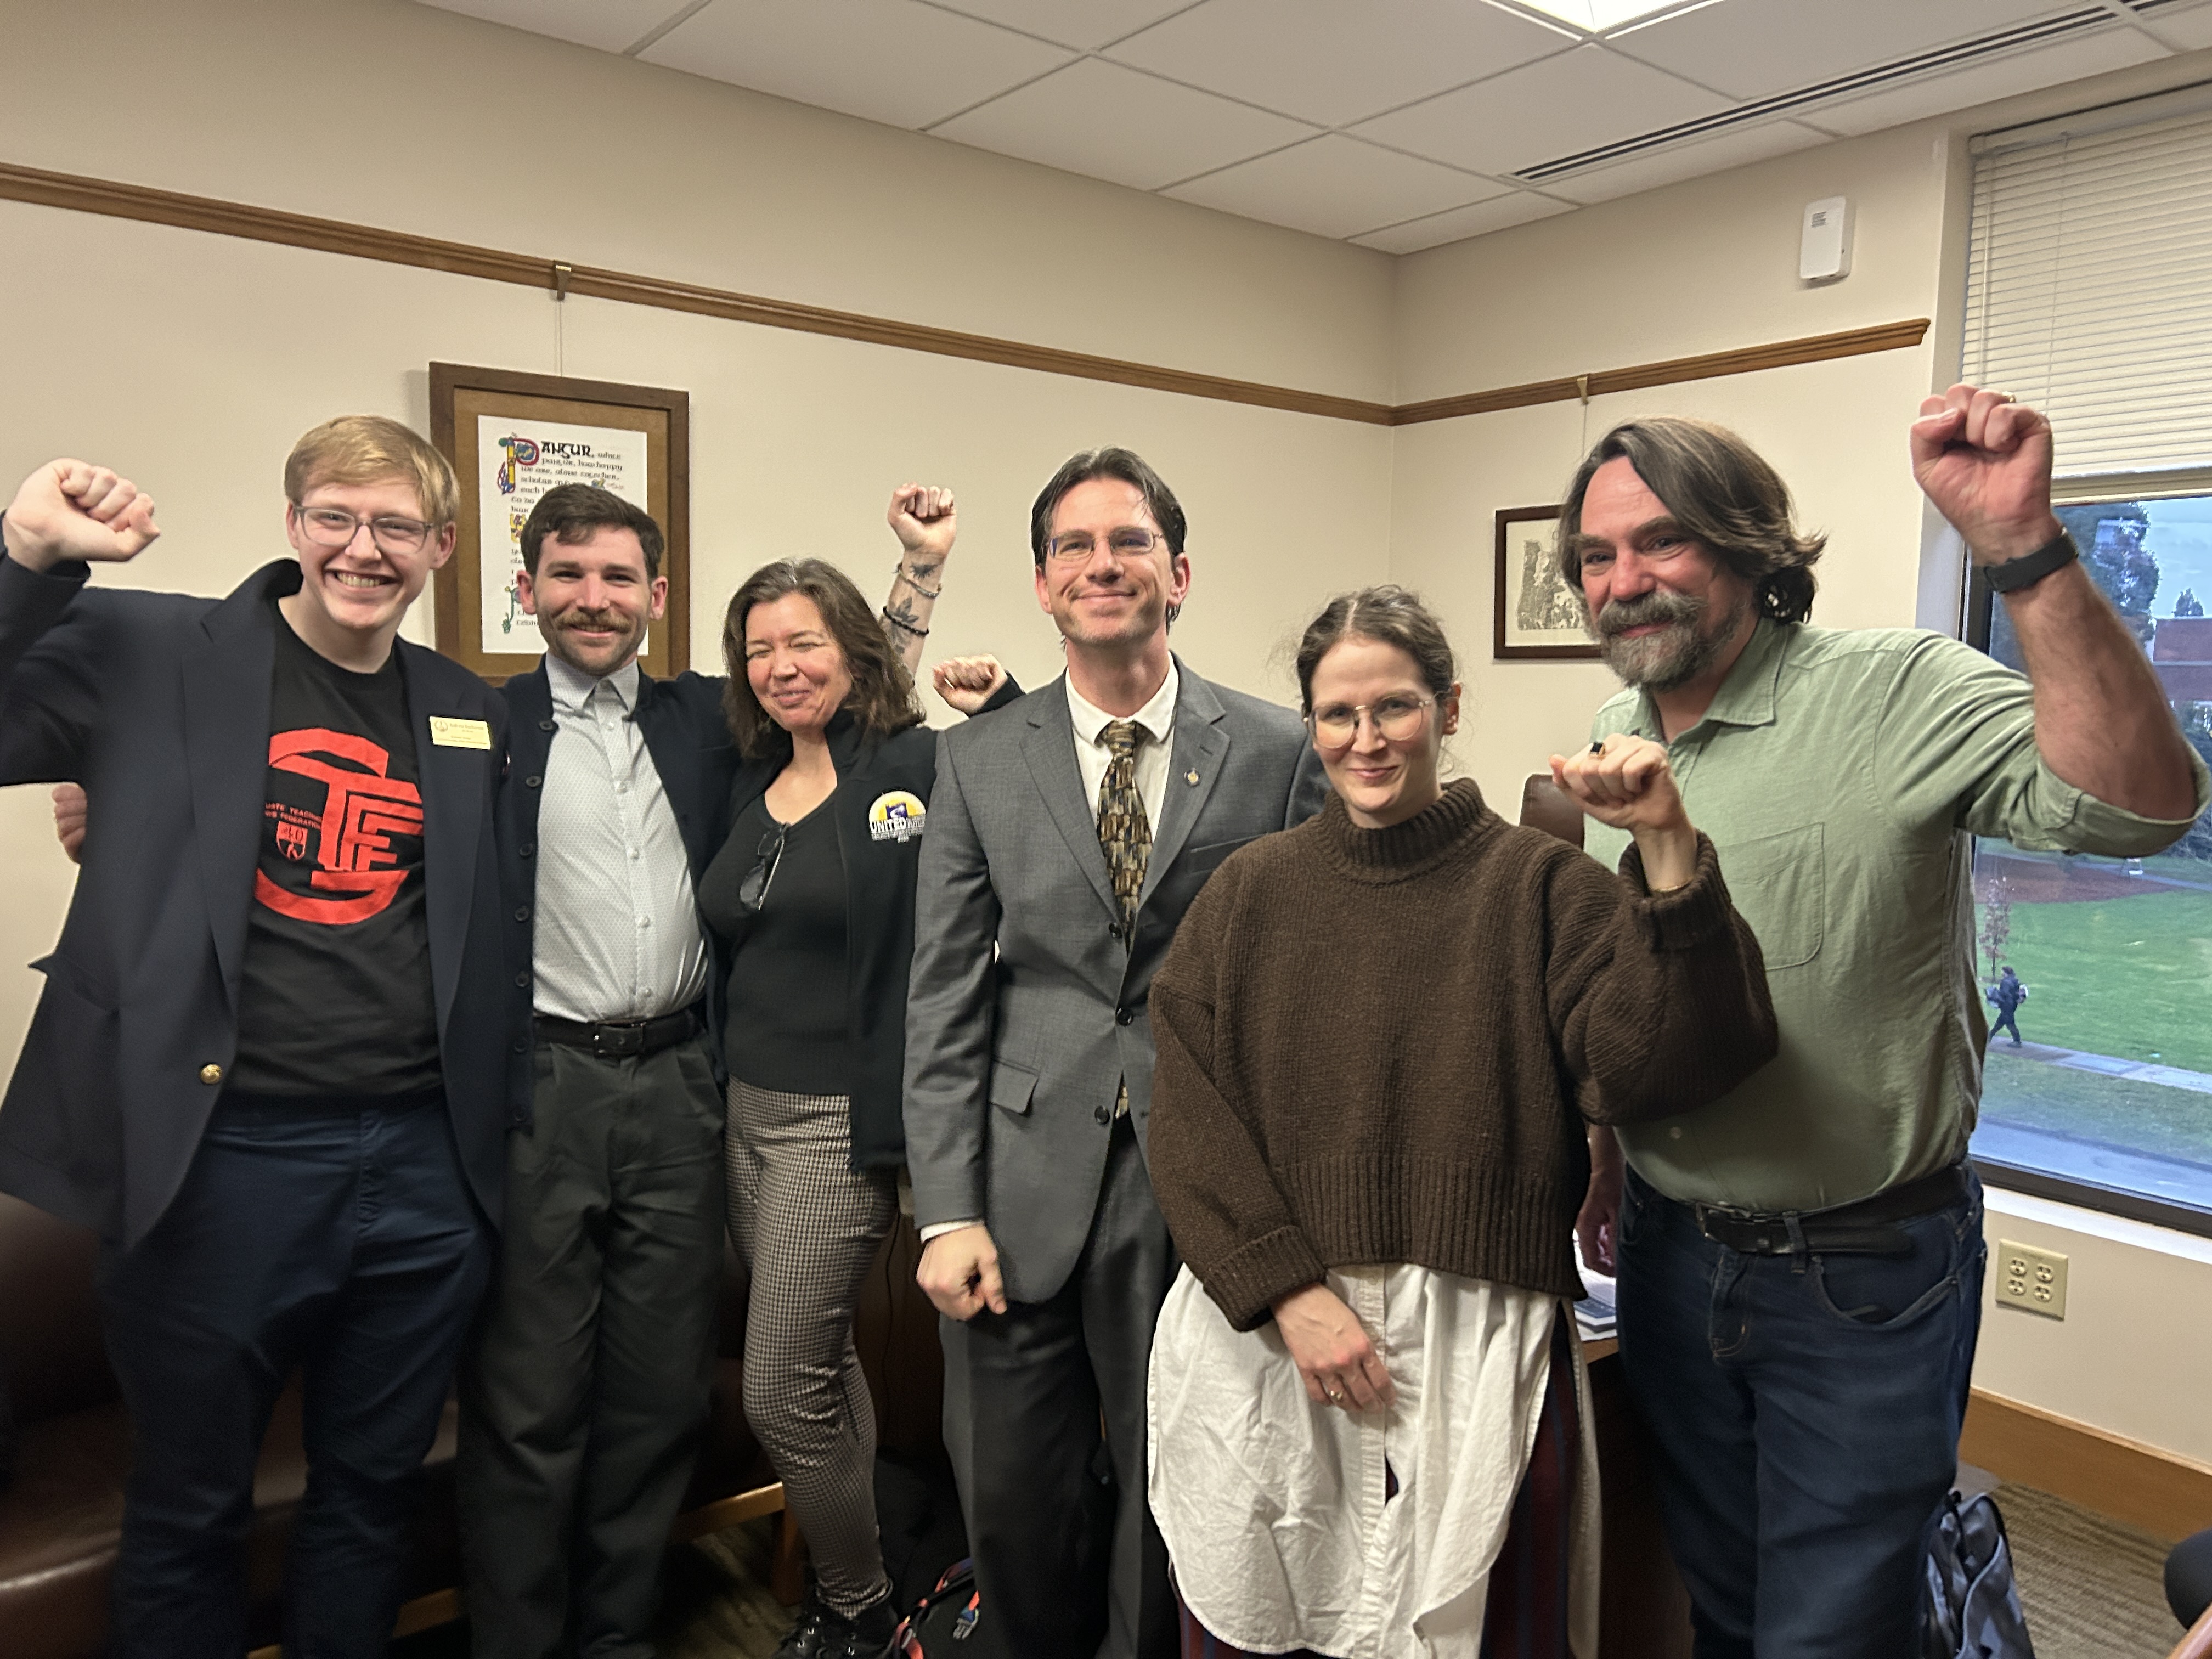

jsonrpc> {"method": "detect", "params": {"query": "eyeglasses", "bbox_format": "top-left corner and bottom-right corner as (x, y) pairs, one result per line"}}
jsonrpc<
(1306, 694), (1440, 751)
(292, 504), (436, 557)
(737, 823), (787, 913)
(1044, 528), (1167, 563)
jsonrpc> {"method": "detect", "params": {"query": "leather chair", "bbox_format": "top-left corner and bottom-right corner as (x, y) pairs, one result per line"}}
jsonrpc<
(1519, 772), (1587, 850)
(0, 1190), (782, 1656)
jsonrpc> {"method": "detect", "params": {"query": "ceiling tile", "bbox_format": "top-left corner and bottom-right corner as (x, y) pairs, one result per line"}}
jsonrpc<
(2135, 0), (2212, 50)
(1809, 30), (2167, 137)
(413, 0), (698, 53)
(1542, 117), (1828, 203)
(638, 0), (1075, 129)
(1610, 0), (2085, 102)
(1105, 0), (1576, 128)
(1351, 190), (1577, 252)
(921, 0), (1199, 50)
(933, 59), (1317, 190)
(1351, 43), (1731, 176)
(1164, 134), (1505, 238)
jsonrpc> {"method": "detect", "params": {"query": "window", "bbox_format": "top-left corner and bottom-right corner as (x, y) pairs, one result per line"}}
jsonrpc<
(1965, 492), (2212, 1234)
(1959, 83), (2212, 1233)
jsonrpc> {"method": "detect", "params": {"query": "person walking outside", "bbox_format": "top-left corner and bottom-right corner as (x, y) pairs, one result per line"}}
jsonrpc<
(1988, 966), (2028, 1046)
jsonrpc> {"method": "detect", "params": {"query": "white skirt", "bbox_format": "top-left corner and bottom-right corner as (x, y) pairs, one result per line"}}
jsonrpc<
(1147, 1263), (1600, 1659)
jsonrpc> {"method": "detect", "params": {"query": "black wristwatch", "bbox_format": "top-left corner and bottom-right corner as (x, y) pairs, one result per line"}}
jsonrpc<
(1982, 531), (2079, 595)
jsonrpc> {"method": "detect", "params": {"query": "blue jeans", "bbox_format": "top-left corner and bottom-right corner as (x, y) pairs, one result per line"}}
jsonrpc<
(99, 1093), (494, 1659)
(1616, 1164), (1985, 1658)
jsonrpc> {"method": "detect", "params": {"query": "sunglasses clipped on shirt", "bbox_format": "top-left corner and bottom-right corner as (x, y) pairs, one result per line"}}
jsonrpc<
(738, 823), (787, 914)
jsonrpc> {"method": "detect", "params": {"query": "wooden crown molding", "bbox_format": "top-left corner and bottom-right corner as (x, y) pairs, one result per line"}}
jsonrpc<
(0, 159), (1928, 430)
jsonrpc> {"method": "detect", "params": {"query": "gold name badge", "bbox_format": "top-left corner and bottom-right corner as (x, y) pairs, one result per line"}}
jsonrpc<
(428, 716), (493, 750)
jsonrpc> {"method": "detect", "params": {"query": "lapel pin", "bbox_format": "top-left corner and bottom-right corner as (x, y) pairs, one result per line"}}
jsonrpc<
(1184, 769), (1200, 786)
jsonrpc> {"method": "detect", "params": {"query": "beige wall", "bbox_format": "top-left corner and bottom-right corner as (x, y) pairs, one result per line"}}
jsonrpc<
(5, 0), (2212, 1474)
(0, 0), (1395, 405)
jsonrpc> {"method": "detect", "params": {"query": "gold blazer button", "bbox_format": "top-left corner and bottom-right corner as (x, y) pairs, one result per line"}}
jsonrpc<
(199, 1063), (224, 1086)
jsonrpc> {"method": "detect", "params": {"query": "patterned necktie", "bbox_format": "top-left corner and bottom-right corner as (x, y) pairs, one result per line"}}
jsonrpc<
(1097, 719), (1153, 935)
(1097, 720), (1152, 1121)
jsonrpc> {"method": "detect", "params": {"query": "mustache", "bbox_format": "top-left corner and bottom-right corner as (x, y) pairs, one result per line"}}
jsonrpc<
(557, 609), (630, 632)
(1596, 590), (1705, 637)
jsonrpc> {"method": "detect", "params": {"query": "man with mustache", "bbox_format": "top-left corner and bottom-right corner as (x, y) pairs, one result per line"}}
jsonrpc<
(462, 481), (988, 1659)
(1561, 386), (2205, 1657)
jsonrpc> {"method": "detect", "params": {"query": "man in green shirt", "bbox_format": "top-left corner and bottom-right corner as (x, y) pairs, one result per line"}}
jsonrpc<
(1557, 385), (2205, 1658)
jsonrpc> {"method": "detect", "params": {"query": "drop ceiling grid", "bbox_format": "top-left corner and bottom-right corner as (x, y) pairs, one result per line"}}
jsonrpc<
(413, 0), (2208, 253)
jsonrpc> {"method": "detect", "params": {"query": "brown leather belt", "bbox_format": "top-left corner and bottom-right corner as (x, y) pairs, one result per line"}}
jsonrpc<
(534, 1004), (703, 1060)
(1691, 1163), (1970, 1257)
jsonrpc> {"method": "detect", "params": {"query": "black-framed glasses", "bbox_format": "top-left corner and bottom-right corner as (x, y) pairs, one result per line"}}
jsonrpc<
(737, 823), (788, 913)
(1306, 693), (1440, 751)
(291, 503), (435, 557)
(1045, 527), (1166, 563)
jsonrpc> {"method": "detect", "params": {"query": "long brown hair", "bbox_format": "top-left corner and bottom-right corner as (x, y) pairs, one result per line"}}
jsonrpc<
(720, 558), (922, 760)
(1558, 416), (1825, 624)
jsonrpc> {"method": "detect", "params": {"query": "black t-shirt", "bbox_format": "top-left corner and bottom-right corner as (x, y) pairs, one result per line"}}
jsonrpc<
(228, 604), (442, 1098)
(698, 792), (851, 1096)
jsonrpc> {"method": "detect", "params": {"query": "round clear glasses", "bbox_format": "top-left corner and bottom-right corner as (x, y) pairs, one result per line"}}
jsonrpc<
(1306, 693), (1440, 751)
(292, 504), (435, 557)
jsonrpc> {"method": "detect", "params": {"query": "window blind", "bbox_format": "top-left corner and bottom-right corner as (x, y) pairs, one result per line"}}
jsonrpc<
(1962, 83), (2212, 479)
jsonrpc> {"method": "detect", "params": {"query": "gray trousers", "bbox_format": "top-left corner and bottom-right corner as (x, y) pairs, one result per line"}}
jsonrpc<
(726, 1079), (897, 1617)
(458, 1031), (726, 1659)
(939, 1115), (1179, 1659)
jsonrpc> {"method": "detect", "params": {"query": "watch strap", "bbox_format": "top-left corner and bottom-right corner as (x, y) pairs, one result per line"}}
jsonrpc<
(1983, 531), (2079, 594)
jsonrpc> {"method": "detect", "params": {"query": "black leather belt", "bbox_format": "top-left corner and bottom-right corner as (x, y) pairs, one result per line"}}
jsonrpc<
(534, 1004), (703, 1060)
(1691, 1163), (1970, 1258)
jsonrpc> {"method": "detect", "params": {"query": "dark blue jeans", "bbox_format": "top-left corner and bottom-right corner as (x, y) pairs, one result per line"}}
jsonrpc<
(99, 1093), (494, 1659)
(1616, 1164), (1985, 1659)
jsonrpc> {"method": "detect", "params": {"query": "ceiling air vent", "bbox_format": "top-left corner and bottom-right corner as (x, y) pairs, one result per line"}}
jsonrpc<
(1510, 2), (2176, 183)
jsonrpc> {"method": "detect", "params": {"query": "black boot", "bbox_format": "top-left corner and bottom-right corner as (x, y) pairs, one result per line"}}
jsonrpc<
(774, 1588), (836, 1659)
(830, 1594), (900, 1659)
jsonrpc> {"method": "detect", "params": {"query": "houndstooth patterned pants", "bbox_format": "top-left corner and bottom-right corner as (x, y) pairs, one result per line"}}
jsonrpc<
(725, 1080), (898, 1617)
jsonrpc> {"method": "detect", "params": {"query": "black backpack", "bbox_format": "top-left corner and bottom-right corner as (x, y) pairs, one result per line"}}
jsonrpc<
(893, 1558), (980, 1656)
(1923, 1491), (2036, 1658)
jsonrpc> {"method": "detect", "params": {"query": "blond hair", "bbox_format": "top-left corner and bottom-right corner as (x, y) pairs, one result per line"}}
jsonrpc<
(284, 415), (459, 526)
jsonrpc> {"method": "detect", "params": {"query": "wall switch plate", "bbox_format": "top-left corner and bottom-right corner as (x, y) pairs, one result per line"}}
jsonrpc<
(1997, 1239), (2068, 1320)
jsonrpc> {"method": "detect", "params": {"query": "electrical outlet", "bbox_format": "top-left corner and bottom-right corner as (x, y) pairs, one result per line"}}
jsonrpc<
(1997, 1239), (2068, 1321)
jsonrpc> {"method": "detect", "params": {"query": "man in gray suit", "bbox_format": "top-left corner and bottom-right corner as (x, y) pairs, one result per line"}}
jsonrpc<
(905, 448), (1325, 1659)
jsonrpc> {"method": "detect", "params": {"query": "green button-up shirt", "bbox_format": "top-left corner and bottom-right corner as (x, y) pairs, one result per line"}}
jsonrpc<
(1584, 617), (2209, 1214)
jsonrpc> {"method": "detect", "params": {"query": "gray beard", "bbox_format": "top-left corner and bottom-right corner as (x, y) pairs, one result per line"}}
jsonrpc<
(1592, 589), (1750, 693)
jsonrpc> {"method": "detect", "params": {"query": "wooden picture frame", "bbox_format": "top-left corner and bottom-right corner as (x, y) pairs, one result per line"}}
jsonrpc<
(1493, 504), (1596, 661)
(428, 363), (690, 684)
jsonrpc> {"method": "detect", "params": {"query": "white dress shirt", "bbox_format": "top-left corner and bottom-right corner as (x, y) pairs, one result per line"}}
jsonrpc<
(1065, 659), (1178, 834)
(531, 653), (708, 1024)
(1149, 1266), (1600, 1658)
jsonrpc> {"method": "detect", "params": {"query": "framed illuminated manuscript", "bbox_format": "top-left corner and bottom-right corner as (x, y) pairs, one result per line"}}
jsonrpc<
(429, 363), (691, 683)
(1493, 503), (1597, 662)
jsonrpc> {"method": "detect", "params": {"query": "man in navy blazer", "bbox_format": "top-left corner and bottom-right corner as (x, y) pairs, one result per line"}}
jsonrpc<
(0, 421), (516, 1659)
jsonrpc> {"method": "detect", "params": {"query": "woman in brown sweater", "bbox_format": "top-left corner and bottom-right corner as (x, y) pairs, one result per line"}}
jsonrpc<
(1144, 586), (1776, 1659)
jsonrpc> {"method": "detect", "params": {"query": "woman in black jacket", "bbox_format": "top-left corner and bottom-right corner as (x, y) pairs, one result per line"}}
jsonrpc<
(696, 491), (1011, 1659)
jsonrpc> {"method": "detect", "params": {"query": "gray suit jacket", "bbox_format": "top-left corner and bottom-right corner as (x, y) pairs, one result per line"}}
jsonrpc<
(903, 661), (1327, 1304)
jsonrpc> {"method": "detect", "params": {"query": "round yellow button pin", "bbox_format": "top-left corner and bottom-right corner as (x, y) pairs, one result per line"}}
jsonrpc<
(199, 1063), (223, 1086)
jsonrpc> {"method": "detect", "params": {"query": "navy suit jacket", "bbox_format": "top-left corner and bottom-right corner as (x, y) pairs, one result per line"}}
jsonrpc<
(497, 661), (739, 1117)
(0, 555), (516, 1248)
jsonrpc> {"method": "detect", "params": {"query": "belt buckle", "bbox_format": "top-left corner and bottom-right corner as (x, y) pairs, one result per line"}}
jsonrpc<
(591, 1023), (646, 1059)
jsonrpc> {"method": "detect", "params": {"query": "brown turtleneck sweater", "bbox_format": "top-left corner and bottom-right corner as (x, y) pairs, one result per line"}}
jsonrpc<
(1147, 778), (1777, 1330)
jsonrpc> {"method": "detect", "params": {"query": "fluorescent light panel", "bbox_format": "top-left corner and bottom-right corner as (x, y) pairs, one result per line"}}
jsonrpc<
(1502, 0), (1720, 35)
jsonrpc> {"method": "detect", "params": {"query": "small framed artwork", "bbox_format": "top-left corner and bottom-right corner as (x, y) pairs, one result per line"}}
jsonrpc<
(1493, 504), (1596, 661)
(428, 362), (691, 683)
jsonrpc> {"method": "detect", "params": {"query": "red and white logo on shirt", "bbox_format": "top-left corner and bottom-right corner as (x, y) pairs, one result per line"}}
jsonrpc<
(255, 728), (424, 925)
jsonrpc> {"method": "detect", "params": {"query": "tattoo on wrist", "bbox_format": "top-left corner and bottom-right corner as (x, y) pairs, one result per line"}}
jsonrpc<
(898, 560), (944, 600)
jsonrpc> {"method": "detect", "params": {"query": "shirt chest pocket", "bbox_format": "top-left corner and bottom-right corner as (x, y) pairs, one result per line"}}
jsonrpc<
(1712, 823), (1825, 970)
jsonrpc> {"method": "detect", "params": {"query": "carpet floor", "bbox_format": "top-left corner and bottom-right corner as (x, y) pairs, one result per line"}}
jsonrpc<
(1999, 1482), (2185, 1659)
